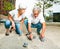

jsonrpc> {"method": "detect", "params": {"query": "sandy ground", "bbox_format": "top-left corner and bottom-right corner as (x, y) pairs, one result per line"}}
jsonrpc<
(0, 24), (60, 49)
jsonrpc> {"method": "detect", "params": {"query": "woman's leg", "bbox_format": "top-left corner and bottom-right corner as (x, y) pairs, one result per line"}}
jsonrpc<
(15, 23), (23, 35)
(4, 20), (11, 36)
(24, 19), (28, 31)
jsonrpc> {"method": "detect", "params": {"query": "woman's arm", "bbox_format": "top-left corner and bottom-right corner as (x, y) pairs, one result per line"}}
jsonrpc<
(8, 14), (15, 29)
(20, 18), (25, 30)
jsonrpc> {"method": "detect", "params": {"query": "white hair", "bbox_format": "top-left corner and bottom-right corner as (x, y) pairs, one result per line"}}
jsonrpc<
(33, 6), (41, 13)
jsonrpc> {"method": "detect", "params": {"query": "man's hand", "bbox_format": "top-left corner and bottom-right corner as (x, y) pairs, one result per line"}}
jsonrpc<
(27, 33), (33, 40)
(40, 33), (45, 38)
(29, 33), (33, 39)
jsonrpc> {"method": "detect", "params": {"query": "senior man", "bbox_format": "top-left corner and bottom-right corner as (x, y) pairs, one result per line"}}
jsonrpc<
(24, 6), (46, 42)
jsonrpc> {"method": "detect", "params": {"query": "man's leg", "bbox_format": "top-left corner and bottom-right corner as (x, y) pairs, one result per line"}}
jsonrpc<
(31, 22), (42, 34)
(24, 20), (42, 33)
(15, 23), (23, 35)
(4, 20), (11, 36)
(35, 22), (45, 42)
(36, 22), (42, 35)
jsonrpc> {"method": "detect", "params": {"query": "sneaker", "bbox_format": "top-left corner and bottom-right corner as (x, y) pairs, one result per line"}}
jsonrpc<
(5, 33), (9, 36)
(19, 34), (22, 36)
(10, 27), (13, 33)
(37, 32), (40, 35)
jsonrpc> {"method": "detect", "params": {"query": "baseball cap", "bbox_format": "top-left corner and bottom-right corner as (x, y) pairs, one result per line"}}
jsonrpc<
(17, 3), (27, 9)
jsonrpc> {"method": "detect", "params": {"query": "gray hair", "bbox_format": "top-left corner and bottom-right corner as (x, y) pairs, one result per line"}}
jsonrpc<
(33, 6), (41, 13)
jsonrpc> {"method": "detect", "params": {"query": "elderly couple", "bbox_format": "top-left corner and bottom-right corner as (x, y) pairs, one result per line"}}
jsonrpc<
(4, 4), (46, 42)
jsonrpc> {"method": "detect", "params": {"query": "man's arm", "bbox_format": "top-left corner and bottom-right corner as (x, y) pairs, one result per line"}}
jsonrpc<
(28, 23), (32, 34)
(28, 23), (33, 39)
(41, 22), (46, 37)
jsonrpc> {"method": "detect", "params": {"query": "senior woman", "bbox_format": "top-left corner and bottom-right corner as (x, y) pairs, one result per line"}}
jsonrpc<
(4, 4), (26, 36)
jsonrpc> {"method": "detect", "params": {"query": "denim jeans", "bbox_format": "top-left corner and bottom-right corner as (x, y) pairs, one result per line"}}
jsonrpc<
(24, 19), (42, 34)
(4, 20), (22, 35)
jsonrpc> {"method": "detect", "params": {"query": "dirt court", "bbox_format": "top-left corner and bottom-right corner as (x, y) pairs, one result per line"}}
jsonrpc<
(0, 24), (60, 49)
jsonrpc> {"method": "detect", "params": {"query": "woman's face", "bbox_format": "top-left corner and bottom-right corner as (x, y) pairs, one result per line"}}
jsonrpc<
(33, 10), (39, 18)
(19, 9), (26, 15)
(21, 9), (26, 14)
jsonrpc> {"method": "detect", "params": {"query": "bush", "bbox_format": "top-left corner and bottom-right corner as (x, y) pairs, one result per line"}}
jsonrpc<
(3, 1), (15, 16)
(45, 16), (53, 22)
(3, 1), (15, 11)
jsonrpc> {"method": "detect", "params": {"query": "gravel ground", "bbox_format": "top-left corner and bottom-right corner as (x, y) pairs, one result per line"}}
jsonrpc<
(0, 24), (60, 49)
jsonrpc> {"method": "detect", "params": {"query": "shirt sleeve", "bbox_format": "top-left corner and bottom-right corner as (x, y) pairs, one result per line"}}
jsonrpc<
(9, 10), (15, 17)
(39, 12), (45, 23)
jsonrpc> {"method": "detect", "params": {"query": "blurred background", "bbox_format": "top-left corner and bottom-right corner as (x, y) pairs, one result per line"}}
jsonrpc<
(0, 0), (60, 22)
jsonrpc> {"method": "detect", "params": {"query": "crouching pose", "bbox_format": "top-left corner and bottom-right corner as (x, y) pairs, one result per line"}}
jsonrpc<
(24, 6), (46, 41)
(4, 4), (26, 36)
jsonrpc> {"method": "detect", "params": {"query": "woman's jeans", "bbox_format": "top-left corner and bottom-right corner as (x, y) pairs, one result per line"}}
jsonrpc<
(4, 20), (22, 35)
(24, 19), (42, 34)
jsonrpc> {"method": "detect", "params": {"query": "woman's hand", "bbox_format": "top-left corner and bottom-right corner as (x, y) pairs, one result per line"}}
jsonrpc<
(12, 22), (15, 30)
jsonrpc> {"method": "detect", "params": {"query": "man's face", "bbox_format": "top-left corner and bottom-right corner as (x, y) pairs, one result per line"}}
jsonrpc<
(33, 10), (39, 17)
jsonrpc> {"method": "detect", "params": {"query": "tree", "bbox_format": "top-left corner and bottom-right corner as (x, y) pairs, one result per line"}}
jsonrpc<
(35, 2), (42, 8)
(35, 0), (53, 18)
(45, 3), (53, 9)
(50, 0), (54, 2)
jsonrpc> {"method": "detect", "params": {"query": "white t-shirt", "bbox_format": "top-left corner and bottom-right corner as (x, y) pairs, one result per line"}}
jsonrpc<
(9, 9), (25, 22)
(28, 12), (45, 24)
